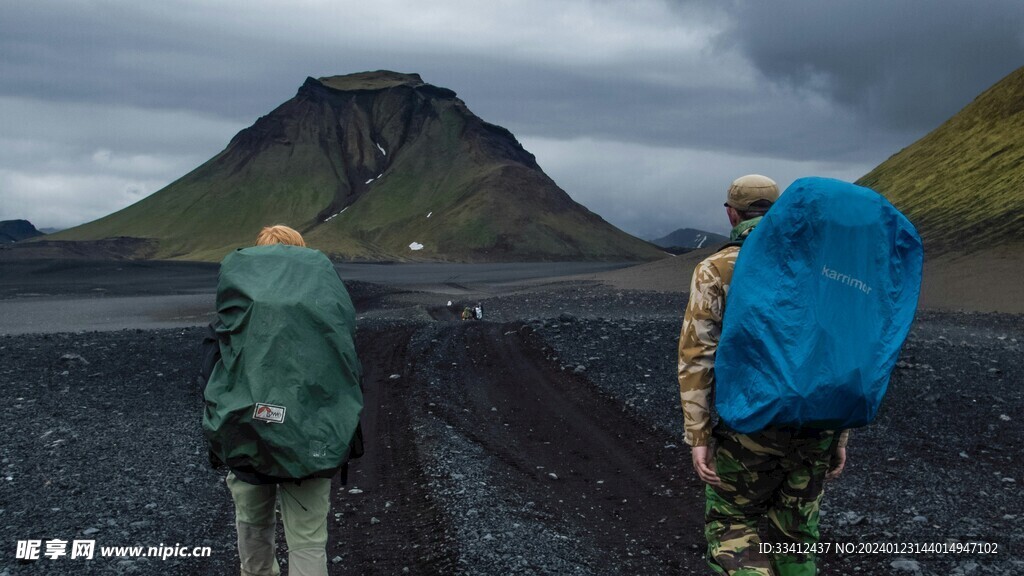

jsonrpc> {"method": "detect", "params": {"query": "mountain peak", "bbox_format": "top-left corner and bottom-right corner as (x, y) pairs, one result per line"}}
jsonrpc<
(47, 72), (661, 262)
(316, 70), (427, 92)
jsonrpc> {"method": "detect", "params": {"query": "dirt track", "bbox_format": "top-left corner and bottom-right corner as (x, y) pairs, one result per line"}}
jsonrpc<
(332, 324), (458, 574)
(332, 321), (705, 574)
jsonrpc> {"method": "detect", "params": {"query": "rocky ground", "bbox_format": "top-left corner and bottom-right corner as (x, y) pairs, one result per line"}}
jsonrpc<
(1, 281), (1021, 575)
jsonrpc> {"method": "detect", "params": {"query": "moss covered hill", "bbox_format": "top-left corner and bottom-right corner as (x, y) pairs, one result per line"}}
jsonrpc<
(857, 66), (1024, 255)
(49, 71), (664, 262)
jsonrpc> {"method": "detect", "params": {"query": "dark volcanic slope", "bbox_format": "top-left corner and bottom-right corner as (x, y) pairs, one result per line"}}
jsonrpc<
(46, 71), (664, 263)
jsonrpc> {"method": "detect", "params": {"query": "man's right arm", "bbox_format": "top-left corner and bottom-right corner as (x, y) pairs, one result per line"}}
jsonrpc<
(678, 260), (725, 448)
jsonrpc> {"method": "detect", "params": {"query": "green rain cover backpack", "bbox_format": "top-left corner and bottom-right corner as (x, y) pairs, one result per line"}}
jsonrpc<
(202, 244), (363, 480)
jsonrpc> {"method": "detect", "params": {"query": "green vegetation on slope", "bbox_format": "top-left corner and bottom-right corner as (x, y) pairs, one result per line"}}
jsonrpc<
(857, 66), (1024, 254)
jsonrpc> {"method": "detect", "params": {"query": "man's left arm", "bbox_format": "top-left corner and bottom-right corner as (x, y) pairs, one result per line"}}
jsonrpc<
(826, 429), (851, 480)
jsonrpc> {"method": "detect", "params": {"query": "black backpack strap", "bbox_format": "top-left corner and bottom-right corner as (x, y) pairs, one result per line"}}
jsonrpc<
(197, 321), (221, 393)
(200, 321), (226, 471)
(350, 422), (365, 459)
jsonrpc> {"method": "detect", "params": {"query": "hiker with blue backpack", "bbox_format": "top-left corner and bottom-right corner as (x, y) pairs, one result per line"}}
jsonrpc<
(678, 175), (922, 575)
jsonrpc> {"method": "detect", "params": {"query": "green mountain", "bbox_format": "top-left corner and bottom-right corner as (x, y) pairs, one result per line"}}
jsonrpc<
(857, 66), (1024, 255)
(49, 71), (664, 262)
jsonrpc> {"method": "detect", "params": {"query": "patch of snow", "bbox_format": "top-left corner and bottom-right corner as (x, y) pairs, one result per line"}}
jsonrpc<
(426, 212), (432, 218)
(409, 242), (424, 251)
(696, 234), (707, 248)
(365, 178), (375, 184)
(323, 207), (349, 222)
(375, 142), (386, 156)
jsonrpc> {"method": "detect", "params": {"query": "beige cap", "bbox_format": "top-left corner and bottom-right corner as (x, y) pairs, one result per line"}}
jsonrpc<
(726, 174), (779, 210)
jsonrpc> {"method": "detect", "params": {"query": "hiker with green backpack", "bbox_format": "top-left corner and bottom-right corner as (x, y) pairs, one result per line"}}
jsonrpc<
(201, 225), (364, 576)
(677, 175), (923, 575)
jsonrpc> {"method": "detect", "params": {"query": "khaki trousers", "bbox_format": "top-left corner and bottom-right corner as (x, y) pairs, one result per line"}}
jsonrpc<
(226, 471), (332, 576)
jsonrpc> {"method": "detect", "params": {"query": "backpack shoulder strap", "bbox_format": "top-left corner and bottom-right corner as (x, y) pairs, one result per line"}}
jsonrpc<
(705, 243), (742, 285)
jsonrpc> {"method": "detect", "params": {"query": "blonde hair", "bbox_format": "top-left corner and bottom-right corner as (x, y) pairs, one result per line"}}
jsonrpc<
(255, 225), (306, 247)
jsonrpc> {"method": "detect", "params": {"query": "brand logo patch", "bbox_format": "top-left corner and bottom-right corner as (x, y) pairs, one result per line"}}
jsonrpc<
(253, 403), (286, 424)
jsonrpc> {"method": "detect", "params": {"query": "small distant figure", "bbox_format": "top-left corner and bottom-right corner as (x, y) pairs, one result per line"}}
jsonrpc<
(474, 303), (483, 320)
(461, 307), (474, 321)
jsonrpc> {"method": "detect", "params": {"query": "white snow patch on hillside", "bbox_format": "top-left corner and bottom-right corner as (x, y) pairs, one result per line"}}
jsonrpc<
(376, 142), (386, 155)
(427, 212), (432, 218)
(323, 207), (348, 222)
(365, 178), (375, 184)
(409, 242), (424, 251)
(696, 234), (707, 248)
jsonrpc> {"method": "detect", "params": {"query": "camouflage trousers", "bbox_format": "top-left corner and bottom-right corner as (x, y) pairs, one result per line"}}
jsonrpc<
(704, 425), (835, 576)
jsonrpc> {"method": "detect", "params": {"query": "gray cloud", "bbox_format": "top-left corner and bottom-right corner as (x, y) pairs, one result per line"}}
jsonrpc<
(453, 61), (894, 162)
(0, 97), (242, 228)
(524, 137), (874, 238)
(0, 1), (1019, 235)
(725, 0), (1024, 132)
(2, 1), (879, 161)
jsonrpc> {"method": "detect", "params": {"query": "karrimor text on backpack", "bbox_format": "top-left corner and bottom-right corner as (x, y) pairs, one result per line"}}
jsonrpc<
(715, 177), (923, 433)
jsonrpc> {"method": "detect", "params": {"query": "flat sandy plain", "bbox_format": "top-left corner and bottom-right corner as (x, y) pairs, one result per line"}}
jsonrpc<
(0, 260), (629, 335)
(0, 258), (1021, 575)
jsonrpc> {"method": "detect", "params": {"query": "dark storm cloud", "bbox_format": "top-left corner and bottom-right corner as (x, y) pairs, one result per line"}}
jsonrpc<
(725, 0), (1024, 132)
(445, 60), (892, 163)
(0, 2), (303, 119)
(0, 1), (882, 162)
(2, 0), (1021, 234)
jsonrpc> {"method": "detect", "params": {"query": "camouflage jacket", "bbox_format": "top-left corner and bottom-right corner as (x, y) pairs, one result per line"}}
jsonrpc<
(677, 221), (850, 448)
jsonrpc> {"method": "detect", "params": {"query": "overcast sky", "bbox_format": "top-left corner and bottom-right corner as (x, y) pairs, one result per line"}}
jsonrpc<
(1, 1), (1022, 238)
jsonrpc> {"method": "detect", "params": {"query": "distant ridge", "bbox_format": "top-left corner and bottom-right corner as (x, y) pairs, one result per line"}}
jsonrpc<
(650, 228), (727, 252)
(0, 220), (44, 243)
(857, 66), (1024, 255)
(46, 71), (665, 263)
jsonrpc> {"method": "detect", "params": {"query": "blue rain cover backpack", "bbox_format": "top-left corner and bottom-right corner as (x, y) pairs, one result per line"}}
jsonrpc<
(715, 177), (923, 433)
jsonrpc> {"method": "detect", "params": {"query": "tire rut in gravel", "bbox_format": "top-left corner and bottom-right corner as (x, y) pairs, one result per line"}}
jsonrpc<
(328, 325), (458, 574)
(422, 322), (706, 573)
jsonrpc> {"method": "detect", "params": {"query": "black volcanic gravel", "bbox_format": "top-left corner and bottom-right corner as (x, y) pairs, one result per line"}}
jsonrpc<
(0, 328), (235, 575)
(514, 298), (1024, 575)
(1, 285), (1022, 575)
